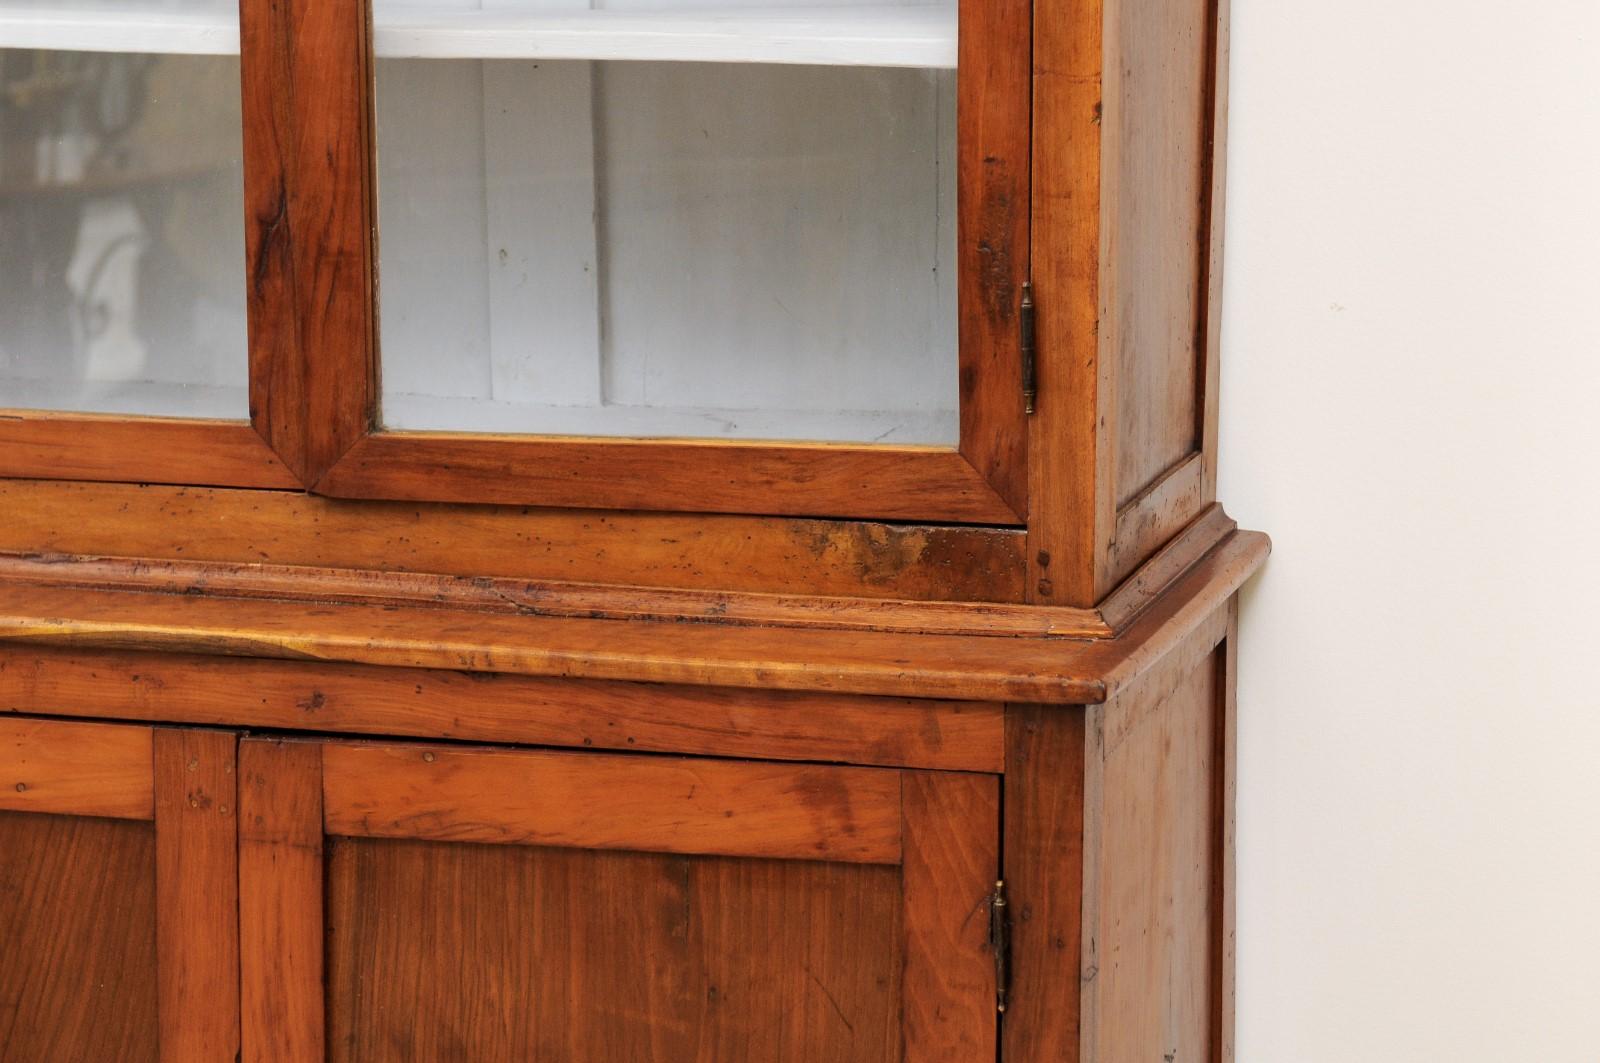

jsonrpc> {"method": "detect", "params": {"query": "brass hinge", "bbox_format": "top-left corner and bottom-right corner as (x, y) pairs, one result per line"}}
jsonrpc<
(1020, 283), (1037, 415)
(990, 879), (1011, 1013)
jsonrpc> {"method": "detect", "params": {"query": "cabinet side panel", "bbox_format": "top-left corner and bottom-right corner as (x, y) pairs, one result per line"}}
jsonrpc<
(0, 812), (159, 1063)
(1081, 643), (1226, 1063)
(1105, 0), (1218, 512)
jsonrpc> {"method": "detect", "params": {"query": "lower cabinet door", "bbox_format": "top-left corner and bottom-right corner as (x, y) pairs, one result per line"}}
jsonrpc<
(0, 718), (239, 1063)
(238, 737), (999, 1063)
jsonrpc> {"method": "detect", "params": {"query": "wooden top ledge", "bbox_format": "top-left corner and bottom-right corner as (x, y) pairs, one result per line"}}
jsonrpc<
(0, 530), (1267, 705)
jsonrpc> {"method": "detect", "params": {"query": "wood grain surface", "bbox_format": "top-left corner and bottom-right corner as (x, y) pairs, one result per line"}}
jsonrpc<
(326, 840), (904, 1062)
(317, 433), (1022, 524)
(322, 743), (904, 865)
(0, 529), (1269, 704)
(901, 771), (999, 1063)
(238, 739), (325, 1063)
(0, 647), (1005, 772)
(0, 717), (153, 820)
(1002, 706), (1087, 1063)
(0, 812), (160, 1063)
(0, 414), (295, 490)
(242, 0), (376, 484)
(154, 729), (239, 1063)
(0, 478), (1027, 603)
(956, 0), (1033, 516)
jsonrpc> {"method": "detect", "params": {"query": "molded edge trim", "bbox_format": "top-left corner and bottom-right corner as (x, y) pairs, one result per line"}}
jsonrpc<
(0, 529), (1267, 704)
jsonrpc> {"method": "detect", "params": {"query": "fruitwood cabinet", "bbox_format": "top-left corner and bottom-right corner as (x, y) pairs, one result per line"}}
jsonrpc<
(0, 0), (1263, 1061)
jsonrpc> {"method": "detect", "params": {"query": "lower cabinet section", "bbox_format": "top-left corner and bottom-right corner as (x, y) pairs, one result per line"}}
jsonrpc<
(1, 622), (1236, 1063)
(240, 737), (998, 1063)
(1, 716), (999, 1062)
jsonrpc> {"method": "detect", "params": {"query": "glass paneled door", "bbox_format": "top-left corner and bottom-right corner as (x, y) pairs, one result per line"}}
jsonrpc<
(371, 0), (960, 445)
(0, 0), (249, 418)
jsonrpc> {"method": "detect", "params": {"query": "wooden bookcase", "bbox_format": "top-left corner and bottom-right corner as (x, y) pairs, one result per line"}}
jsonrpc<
(0, 1), (1264, 1060)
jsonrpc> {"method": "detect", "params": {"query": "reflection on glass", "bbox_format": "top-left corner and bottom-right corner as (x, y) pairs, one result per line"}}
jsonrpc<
(375, 1), (959, 446)
(0, 32), (247, 418)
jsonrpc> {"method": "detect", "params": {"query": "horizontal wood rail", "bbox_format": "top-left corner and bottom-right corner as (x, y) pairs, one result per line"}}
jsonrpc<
(316, 434), (1024, 525)
(322, 743), (905, 865)
(0, 717), (154, 819)
(0, 648), (1005, 772)
(0, 414), (297, 490)
(0, 479), (1027, 604)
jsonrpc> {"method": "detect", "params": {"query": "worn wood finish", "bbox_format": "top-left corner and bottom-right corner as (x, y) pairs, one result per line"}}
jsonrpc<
(1105, 0), (1216, 510)
(1080, 640), (1227, 1063)
(0, 479), (1027, 603)
(1098, 501), (1235, 632)
(1001, 590), (1236, 1063)
(1002, 705), (1087, 1063)
(242, 0), (375, 485)
(0, 415), (295, 490)
(1098, 532), (1244, 699)
(688, 857), (904, 1062)
(0, 812), (160, 1063)
(0, 716), (153, 819)
(1029, 0), (1231, 603)
(326, 840), (904, 1062)
(900, 771), (999, 1063)
(1109, 451), (1207, 589)
(0, 528), (1268, 704)
(0, 647), (1006, 772)
(238, 739), (324, 1063)
(0, 552), (1108, 640)
(956, 0), (1032, 516)
(1027, 0), (1108, 608)
(154, 729), (239, 1063)
(317, 433), (1023, 524)
(312, 0), (1032, 525)
(322, 743), (904, 865)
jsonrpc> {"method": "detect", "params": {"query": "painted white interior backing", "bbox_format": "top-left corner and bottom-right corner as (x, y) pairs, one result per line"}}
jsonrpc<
(375, 0), (959, 444)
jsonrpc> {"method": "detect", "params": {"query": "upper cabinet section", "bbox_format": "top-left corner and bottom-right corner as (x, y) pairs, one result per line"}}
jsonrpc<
(373, 0), (960, 447)
(0, 0), (248, 420)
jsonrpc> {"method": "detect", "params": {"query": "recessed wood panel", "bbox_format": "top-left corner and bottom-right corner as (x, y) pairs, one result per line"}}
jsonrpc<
(1081, 645), (1224, 1062)
(325, 838), (903, 1063)
(0, 812), (159, 1063)
(1107, 0), (1215, 510)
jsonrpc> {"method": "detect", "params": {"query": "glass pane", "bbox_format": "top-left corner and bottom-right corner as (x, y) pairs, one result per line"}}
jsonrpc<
(0, 1), (248, 418)
(375, 0), (958, 445)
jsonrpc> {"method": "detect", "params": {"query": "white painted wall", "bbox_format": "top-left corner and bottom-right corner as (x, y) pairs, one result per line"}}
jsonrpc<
(1219, 1), (1600, 1059)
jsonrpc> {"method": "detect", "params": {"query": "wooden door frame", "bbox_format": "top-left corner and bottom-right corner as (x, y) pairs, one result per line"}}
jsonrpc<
(237, 0), (1031, 524)
(0, 0), (1030, 523)
(0, 717), (240, 1062)
(239, 735), (1000, 1061)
